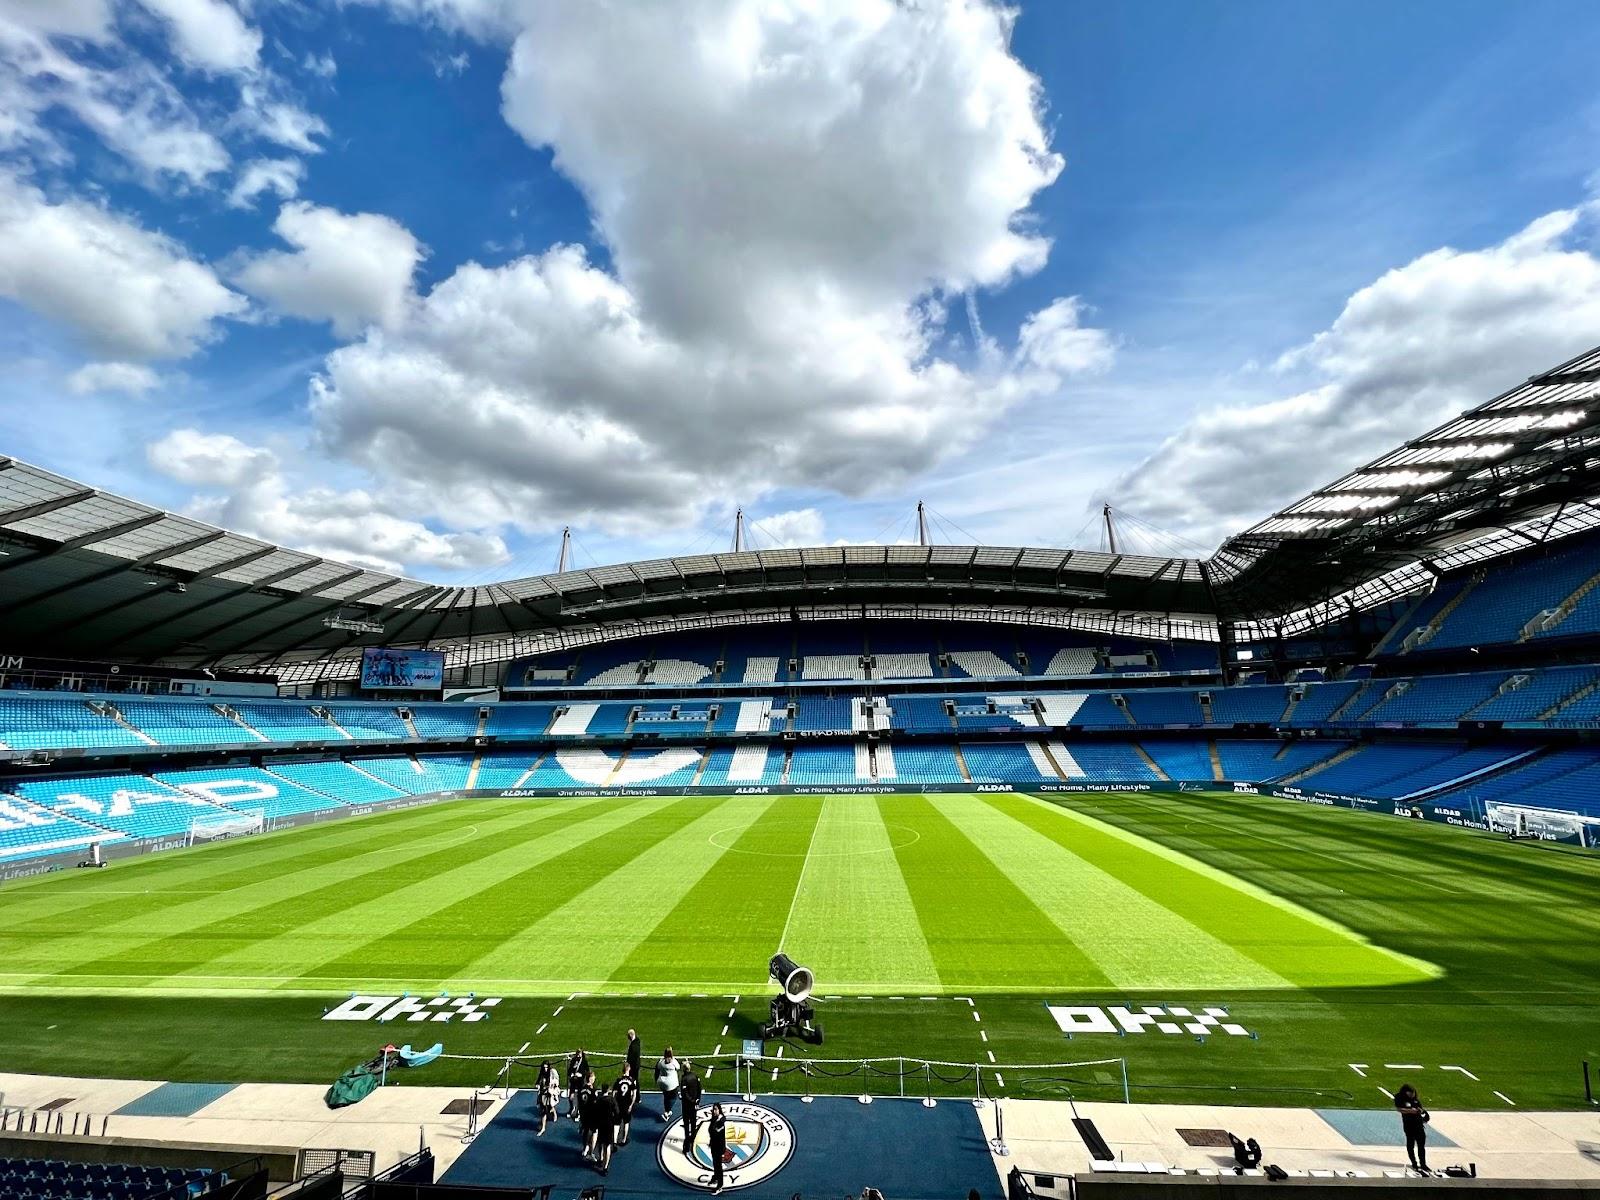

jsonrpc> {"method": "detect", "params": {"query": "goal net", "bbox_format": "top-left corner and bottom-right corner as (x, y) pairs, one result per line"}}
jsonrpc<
(188, 807), (266, 845)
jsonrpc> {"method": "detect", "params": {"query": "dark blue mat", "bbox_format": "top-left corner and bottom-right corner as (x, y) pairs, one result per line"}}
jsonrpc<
(444, 1091), (1000, 1198)
(114, 1082), (237, 1117)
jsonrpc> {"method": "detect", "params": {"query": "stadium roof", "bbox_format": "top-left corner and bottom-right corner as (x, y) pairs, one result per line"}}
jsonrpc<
(1210, 342), (1600, 620)
(5, 342), (1600, 671)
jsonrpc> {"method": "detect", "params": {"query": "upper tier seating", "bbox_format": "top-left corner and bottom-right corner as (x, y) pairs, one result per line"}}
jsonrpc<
(115, 699), (249, 746)
(1400, 535), (1600, 652)
(326, 704), (409, 741)
(229, 701), (335, 741)
(411, 704), (483, 739)
(0, 695), (146, 749)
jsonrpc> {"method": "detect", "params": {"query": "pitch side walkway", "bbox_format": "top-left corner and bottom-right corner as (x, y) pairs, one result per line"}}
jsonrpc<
(1, 1072), (1598, 1194)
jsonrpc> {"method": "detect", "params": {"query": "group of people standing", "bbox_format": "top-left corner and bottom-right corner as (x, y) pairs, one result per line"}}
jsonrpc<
(531, 1029), (729, 1191)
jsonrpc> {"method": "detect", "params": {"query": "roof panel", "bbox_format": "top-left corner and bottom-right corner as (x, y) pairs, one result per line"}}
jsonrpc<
(92, 515), (215, 560)
(972, 546), (1018, 567)
(316, 571), (399, 600)
(216, 549), (315, 584)
(0, 462), (87, 513)
(159, 534), (269, 572)
(4, 494), (147, 540)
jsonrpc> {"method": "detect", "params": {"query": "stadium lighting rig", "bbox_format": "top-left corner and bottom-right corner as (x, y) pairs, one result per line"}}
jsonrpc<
(763, 952), (823, 1045)
(323, 611), (385, 635)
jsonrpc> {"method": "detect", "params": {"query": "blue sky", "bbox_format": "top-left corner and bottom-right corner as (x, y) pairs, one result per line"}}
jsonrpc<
(4, 0), (1600, 581)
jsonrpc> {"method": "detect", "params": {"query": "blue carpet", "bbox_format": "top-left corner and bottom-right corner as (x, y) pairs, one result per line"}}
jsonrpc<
(114, 1082), (237, 1117)
(1315, 1109), (1456, 1148)
(444, 1091), (1000, 1197)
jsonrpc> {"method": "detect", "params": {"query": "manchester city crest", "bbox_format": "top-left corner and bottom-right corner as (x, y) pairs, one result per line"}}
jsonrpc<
(657, 1101), (796, 1191)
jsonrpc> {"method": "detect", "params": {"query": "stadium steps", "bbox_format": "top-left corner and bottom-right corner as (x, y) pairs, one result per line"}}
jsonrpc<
(347, 759), (413, 794)
(214, 704), (269, 742)
(93, 702), (157, 746)
(1355, 680), (1410, 721)
(1327, 681), (1374, 722)
(399, 709), (423, 739)
(1542, 675), (1600, 720)
(1198, 693), (1215, 724)
(1279, 690), (1302, 723)
(780, 747), (793, 784)
(1395, 745), (1545, 802)
(1400, 569), (1485, 653)
(1132, 743), (1170, 781)
(511, 750), (550, 788)
(318, 707), (357, 740)
(465, 752), (483, 790)
(951, 743), (973, 783)
(875, 741), (897, 781)
(475, 709), (490, 738)
(1276, 743), (1361, 785)
(690, 748), (711, 786)
(1372, 590), (1431, 655)
(602, 749), (631, 786)
(1520, 564), (1600, 641)
(1028, 741), (1066, 779)
(1462, 673), (1529, 719)
(1207, 740), (1224, 781)
(1115, 696), (1138, 726)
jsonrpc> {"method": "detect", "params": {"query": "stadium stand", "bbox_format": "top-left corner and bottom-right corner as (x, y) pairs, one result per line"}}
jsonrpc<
(114, 699), (251, 746)
(0, 694), (147, 749)
(0, 791), (116, 860)
(0, 1156), (223, 1200)
(14, 773), (226, 839)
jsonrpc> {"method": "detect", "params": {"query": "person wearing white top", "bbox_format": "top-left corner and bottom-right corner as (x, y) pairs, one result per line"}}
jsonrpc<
(654, 1046), (681, 1120)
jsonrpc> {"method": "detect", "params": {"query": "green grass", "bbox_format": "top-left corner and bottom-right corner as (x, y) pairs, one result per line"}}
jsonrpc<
(0, 790), (1595, 1110)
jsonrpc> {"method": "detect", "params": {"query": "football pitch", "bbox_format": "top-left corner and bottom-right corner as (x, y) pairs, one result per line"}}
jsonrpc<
(0, 790), (1595, 1110)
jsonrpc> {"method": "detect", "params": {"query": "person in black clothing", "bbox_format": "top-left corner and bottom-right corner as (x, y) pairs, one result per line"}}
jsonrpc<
(577, 1070), (600, 1161)
(680, 1061), (704, 1158)
(707, 1103), (727, 1195)
(1394, 1083), (1430, 1172)
(614, 1068), (640, 1146)
(565, 1049), (589, 1121)
(534, 1060), (558, 1137)
(626, 1028), (642, 1080)
(593, 1087), (617, 1175)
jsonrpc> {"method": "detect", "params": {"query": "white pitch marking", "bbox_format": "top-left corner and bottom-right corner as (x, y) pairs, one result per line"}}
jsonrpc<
(1349, 1064), (1368, 1078)
(1494, 1091), (1516, 1107)
(721, 1025), (729, 1037)
(972, 1011), (982, 1023)
(518, 1042), (530, 1053)
(987, 1050), (996, 1063)
(568, 992), (579, 1001)
(777, 806), (826, 952)
(1441, 1065), (1479, 1081)
(980, 1030), (988, 1043)
(958, 996), (974, 1006)
(919, 996), (936, 1001)
(713, 1044), (722, 1057)
(776, 1046), (785, 1058)
(1384, 1063), (1424, 1070)
(1377, 1086), (1394, 1100)
(691, 993), (707, 998)
(994, 1073), (1005, 1088)
(889, 996), (904, 1000)
(553, 1005), (564, 1017)
(727, 1007), (737, 1019)
(535, 1023), (547, 1036)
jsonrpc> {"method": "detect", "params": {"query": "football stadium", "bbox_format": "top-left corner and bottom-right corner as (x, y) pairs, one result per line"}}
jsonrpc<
(6, 1), (1600, 1197)
(4, 345), (1600, 1195)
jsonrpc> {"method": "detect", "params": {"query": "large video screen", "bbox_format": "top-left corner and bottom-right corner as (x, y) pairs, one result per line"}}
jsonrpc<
(360, 647), (445, 691)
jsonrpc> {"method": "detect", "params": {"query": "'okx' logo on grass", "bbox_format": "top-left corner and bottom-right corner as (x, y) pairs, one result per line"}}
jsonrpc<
(1048, 1004), (1251, 1036)
(322, 995), (503, 1023)
(658, 1102), (796, 1192)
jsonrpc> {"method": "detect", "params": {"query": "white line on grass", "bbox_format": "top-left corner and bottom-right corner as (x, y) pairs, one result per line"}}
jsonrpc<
(1385, 1063), (1423, 1070)
(1494, 1091), (1516, 1106)
(987, 1050), (996, 1063)
(1348, 1064), (1368, 1077)
(1441, 1066), (1479, 1080)
(980, 1030), (987, 1043)
(519, 1042), (530, 1053)
(553, 1005), (564, 1016)
(776, 802), (826, 953)
(1377, 1086), (1394, 1099)
(536, 1023), (547, 1035)
(720, 1025), (728, 1036)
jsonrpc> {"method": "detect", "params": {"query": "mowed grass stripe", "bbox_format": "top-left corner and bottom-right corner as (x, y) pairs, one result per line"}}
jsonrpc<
(29, 800), (598, 986)
(883, 794), (1111, 989)
(780, 796), (939, 990)
(462, 795), (771, 985)
(0, 801), (481, 933)
(924, 792), (1292, 990)
(609, 795), (824, 989)
(1014, 793), (1433, 986)
(304, 797), (713, 987)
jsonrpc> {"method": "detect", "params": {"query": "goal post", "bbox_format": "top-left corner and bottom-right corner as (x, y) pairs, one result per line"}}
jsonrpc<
(187, 807), (266, 846)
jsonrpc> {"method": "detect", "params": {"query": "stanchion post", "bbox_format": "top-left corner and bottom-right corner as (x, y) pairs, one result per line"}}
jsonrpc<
(857, 1059), (872, 1105)
(922, 1061), (937, 1108)
(1585, 1059), (1594, 1105)
(899, 1056), (905, 1100)
(1122, 1057), (1131, 1105)
(973, 1064), (986, 1109)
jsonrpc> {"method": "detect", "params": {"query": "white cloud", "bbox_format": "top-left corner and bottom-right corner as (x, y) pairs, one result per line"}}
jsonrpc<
(67, 360), (160, 394)
(235, 202), (425, 335)
(0, 20), (230, 183)
(227, 156), (302, 208)
(133, 0), (261, 74)
(748, 507), (825, 549)
(0, 172), (244, 359)
(302, 51), (336, 78)
(1109, 206), (1600, 549)
(241, 92), (327, 153)
(147, 428), (509, 572)
(310, 0), (1105, 537)
(0, 0), (112, 40)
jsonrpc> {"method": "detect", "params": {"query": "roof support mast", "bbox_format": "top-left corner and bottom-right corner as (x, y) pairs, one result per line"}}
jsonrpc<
(1103, 503), (1119, 555)
(556, 526), (571, 573)
(916, 501), (929, 547)
(734, 508), (745, 553)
